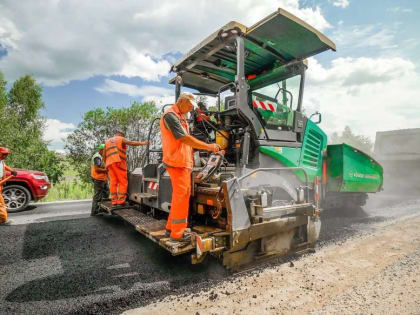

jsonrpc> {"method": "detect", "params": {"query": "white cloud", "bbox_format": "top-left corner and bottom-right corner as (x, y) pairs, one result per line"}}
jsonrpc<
(96, 79), (173, 98)
(0, 0), (330, 86)
(0, 16), (21, 49)
(387, 7), (413, 13)
(331, 0), (349, 8)
(305, 57), (420, 140)
(43, 119), (75, 143)
(119, 48), (170, 81)
(307, 57), (414, 87)
(96, 78), (176, 106)
(332, 24), (397, 50)
(143, 95), (176, 107)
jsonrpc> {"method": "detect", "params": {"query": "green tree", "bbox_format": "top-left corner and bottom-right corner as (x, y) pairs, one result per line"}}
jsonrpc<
(330, 126), (373, 154)
(8, 75), (44, 125)
(66, 101), (159, 183)
(0, 73), (63, 183)
(0, 72), (7, 111)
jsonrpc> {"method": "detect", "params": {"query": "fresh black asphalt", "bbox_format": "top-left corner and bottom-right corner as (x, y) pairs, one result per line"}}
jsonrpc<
(0, 195), (417, 314)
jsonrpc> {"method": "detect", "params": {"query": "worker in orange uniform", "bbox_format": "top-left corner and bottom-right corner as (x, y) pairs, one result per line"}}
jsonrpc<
(195, 102), (211, 122)
(193, 101), (217, 142)
(91, 144), (109, 216)
(160, 92), (220, 243)
(105, 131), (148, 206)
(0, 147), (17, 226)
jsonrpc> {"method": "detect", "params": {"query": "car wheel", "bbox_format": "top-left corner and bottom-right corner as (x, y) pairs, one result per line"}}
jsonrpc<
(3, 185), (31, 213)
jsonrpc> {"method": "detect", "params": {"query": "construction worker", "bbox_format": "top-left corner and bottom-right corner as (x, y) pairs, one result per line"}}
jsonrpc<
(0, 147), (17, 226)
(91, 144), (109, 216)
(105, 131), (148, 206)
(196, 102), (211, 122)
(193, 101), (217, 142)
(160, 92), (220, 242)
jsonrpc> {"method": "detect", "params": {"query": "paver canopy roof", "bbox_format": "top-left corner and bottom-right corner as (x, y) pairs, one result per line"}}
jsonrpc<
(169, 8), (336, 94)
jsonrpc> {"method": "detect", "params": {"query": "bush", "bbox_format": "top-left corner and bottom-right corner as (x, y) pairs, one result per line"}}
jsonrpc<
(43, 180), (93, 202)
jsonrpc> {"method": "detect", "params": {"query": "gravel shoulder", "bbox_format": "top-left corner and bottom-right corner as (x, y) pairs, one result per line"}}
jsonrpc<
(125, 213), (420, 315)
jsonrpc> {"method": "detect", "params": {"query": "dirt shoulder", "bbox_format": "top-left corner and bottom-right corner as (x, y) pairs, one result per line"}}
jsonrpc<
(124, 214), (420, 315)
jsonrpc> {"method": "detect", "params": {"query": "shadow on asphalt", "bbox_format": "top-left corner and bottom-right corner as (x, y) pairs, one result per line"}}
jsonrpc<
(8, 204), (37, 214)
(6, 215), (227, 307)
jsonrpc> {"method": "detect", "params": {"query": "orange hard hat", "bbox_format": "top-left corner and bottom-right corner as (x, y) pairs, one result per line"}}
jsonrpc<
(0, 147), (10, 154)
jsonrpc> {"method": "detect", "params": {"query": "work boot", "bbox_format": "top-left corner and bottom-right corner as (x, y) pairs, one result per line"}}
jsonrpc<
(114, 202), (129, 208)
(0, 219), (14, 226)
(170, 229), (192, 243)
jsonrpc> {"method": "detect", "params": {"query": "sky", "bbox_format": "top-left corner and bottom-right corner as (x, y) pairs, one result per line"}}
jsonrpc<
(0, 0), (419, 152)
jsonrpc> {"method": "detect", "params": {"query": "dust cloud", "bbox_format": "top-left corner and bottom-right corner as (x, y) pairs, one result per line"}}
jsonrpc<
(370, 128), (420, 209)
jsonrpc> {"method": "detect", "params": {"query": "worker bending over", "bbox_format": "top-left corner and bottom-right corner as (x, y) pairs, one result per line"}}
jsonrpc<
(0, 147), (17, 226)
(91, 144), (109, 215)
(160, 92), (220, 243)
(105, 130), (148, 206)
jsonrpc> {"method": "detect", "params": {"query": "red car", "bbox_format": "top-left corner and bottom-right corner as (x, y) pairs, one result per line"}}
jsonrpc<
(3, 169), (51, 212)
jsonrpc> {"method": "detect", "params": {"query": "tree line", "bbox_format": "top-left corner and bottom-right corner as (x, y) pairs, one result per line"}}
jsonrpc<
(329, 126), (373, 154)
(0, 72), (63, 183)
(0, 70), (161, 185)
(65, 102), (161, 184)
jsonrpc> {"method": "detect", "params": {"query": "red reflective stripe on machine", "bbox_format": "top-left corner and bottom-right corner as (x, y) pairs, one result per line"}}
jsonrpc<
(253, 100), (276, 112)
(148, 182), (159, 190)
(196, 234), (203, 257)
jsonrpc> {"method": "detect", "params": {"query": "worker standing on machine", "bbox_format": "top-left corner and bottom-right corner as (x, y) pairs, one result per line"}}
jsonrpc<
(160, 92), (220, 243)
(91, 144), (109, 216)
(0, 147), (17, 226)
(195, 102), (211, 123)
(105, 131), (148, 206)
(192, 102), (218, 142)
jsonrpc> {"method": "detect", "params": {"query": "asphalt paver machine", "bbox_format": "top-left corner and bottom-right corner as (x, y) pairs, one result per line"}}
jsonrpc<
(100, 8), (383, 271)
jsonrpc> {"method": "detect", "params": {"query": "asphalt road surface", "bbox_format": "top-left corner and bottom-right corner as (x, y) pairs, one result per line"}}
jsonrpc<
(0, 194), (418, 315)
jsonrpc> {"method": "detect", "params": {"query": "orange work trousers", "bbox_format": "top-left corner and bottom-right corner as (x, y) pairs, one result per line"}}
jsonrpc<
(0, 186), (7, 224)
(107, 162), (128, 205)
(166, 167), (192, 239)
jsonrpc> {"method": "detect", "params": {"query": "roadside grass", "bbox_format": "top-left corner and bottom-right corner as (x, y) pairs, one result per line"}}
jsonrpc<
(43, 180), (93, 202)
(42, 159), (94, 202)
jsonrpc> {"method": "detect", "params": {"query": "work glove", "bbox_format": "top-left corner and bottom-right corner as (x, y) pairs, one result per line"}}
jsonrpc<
(11, 171), (17, 176)
(209, 143), (221, 153)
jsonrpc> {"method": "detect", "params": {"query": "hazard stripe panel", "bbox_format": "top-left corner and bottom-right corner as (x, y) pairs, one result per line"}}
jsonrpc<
(147, 182), (159, 190)
(253, 100), (276, 112)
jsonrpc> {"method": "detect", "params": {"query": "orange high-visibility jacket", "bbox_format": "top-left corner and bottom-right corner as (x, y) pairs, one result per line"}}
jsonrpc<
(105, 136), (127, 168)
(196, 108), (210, 122)
(160, 104), (193, 168)
(91, 152), (107, 181)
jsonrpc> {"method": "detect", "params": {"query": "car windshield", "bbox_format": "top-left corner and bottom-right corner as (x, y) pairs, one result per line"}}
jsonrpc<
(251, 75), (301, 131)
